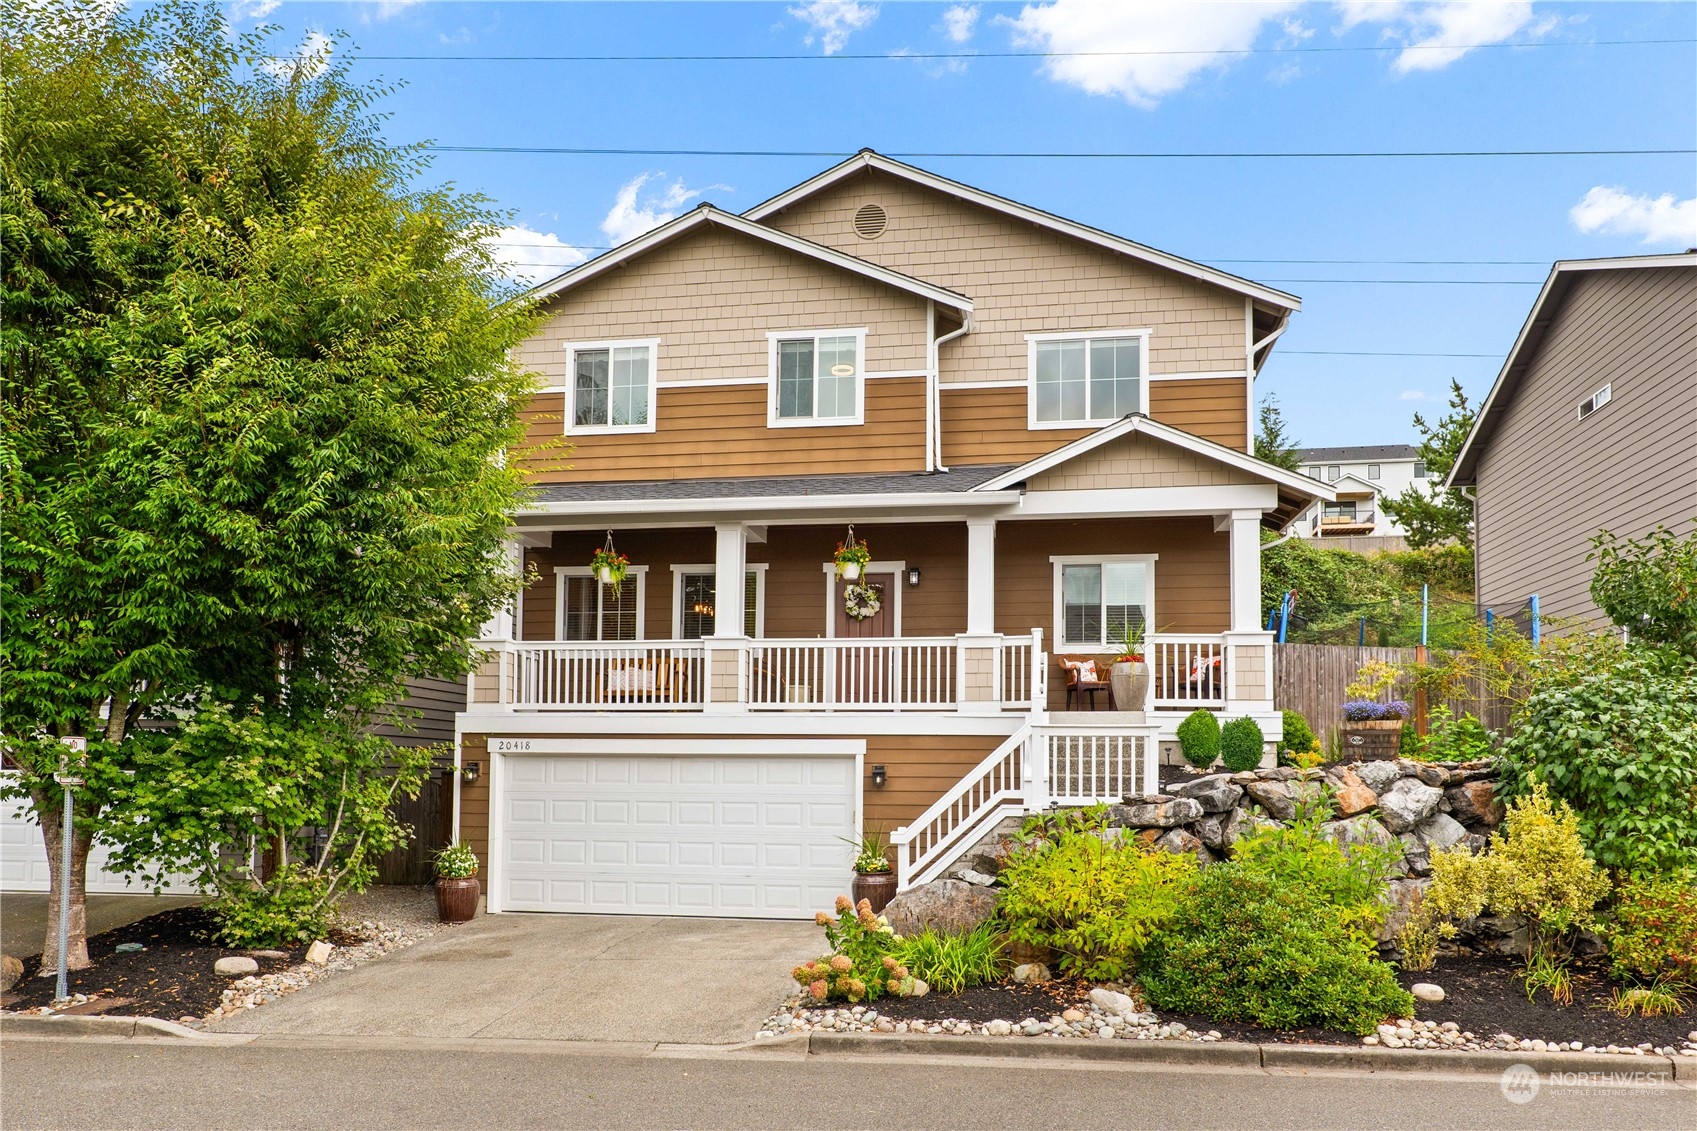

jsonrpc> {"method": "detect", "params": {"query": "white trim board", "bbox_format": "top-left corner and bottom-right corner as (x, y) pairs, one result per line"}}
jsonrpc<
(486, 736), (866, 756)
(743, 150), (1300, 312)
(526, 203), (973, 314)
(457, 711), (1025, 738)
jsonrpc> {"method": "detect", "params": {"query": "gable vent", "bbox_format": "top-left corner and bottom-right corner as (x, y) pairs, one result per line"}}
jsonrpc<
(853, 203), (888, 240)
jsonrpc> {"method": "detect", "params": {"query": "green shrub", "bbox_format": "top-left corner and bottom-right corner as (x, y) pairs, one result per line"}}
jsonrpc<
(1589, 521), (1697, 654)
(1497, 645), (1697, 873)
(209, 865), (334, 947)
(1229, 801), (1400, 936)
(793, 895), (902, 1003)
(997, 808), (1197, 981)
(1607, 872), (1697, 985)
(1412, 706), (1494, 762)
(1176, 709), (1220, 769)
(1219, 716), (1264, 773)
(1277, 710), (1318, 765)
(893, 922), (1006, 994)
(1139, 866), (1413, 1035)
(1423, 785), (1610, 964)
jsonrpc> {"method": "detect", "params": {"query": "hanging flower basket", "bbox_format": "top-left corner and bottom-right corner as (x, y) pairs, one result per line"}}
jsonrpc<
(834, 526), (871, 581)
(590, 533), (629, 599)
(844, 582), (883, 621)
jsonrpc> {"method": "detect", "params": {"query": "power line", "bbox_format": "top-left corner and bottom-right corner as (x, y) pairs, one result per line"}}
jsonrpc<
(433, 146), (1691, 159)
(1278, 350), (1502, 358)
(1258, 278), (1543, 285)
(349, 37), (1695, 63)
(485, 246), (1553, 265)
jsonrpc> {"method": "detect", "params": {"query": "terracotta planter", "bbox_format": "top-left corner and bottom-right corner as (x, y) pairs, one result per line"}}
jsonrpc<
(435, 876), (481, 923)
(852, 870), (898, 914)
(1340, 719), (1405, 762)
(1109, 660), (1150, 712)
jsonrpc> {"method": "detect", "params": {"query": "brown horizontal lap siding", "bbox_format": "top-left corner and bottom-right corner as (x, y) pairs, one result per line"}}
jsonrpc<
(517, 378), (927, 484)
(1149, 378), (1248, 452)
(995, 517), (1229, 710)
(457, 734), (490, 879)
(940, 386), (1094, 465)
(863, 733), (1009, 831)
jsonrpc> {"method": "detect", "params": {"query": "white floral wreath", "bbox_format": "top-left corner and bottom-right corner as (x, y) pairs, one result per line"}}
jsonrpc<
(843, 582), (884, 621)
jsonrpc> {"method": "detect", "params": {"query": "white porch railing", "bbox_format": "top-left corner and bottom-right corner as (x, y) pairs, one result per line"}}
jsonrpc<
(510, 642), (707, 710)
(746, 637), (959, 711)
(890, 718), (1161, 890)
(1148, 633), (1227, 708)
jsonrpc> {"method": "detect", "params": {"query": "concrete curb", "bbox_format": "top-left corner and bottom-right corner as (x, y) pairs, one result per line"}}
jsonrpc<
(0, 1012), (208, 1041)
(791, 1030), (1688, 1081)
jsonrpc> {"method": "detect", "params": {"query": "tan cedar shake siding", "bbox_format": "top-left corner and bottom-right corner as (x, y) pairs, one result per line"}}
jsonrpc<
(514, 222), (931, 484)
(759, 167), (1252, 448)
(1473, 265), (1697, 625)
(1024, 430), (1262, 492)
(458, 733), (491, 879)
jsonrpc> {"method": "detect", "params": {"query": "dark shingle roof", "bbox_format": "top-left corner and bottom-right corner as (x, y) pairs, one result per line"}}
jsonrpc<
(1296, 444), (1418, 463)
(529, 464), (1019, 504)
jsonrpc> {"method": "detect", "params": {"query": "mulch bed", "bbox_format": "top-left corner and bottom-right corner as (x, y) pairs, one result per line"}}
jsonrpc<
(1398, 952), (1696, 1049)
(5, 907), (362, 1021)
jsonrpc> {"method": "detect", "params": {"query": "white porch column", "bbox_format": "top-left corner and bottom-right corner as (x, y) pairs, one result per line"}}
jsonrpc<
(479, 538), (524, 641)
(705, 524), (749, 712)
(965, 517), (997, 635)
(1227, 509), (1263, 632)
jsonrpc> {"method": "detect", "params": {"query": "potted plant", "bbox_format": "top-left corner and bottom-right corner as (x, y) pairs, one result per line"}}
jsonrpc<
(834, 528), (871, 581)
(1339, 659), (1409, 761)
(1107, 620), (1150, 712)
(589, 543), (629, 598)
(845, 828), (897, 913)
(434, 842), (481, 923)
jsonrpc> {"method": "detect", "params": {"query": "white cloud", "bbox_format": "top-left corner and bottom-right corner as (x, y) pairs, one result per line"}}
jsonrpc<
(260, 31), (332, 80)
(943, 4), (980, 43)
(230, 0), (283, 19)
(789, 1), (879, 55)
(366, 0), (424, 21)
(1399, 389), (1431, 401)
(1003, 1), (1300, 108)
(1337, 2), (1549, 73)
(481, 225), (592, 287)
(599, 173), (728, 246)
(1569, 186), (1697, 246)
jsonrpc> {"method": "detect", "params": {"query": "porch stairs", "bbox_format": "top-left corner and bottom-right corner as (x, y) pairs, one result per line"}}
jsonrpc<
(889, 716), (1162, 891)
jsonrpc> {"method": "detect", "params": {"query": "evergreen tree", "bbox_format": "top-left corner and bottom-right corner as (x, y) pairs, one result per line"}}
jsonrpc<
(1254, 393), (1302, 471)
(1381, 378), (1478, 548)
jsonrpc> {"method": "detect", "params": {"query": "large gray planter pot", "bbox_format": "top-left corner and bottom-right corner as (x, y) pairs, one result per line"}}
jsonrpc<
(1109, 661), (1150, 712)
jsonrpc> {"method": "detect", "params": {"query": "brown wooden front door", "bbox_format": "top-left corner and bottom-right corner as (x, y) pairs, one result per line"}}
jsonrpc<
(832, 571), (895, 638)
(832, 572), (895, 704)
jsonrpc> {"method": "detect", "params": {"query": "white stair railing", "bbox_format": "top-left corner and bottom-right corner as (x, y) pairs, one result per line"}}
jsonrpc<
(1038, 724), (1161, 806)
(890, 723), (1032, 891)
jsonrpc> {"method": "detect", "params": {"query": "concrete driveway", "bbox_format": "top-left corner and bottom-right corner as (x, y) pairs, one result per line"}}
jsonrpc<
(218, 913), (819, 1046)
(1, 893), (200, 959)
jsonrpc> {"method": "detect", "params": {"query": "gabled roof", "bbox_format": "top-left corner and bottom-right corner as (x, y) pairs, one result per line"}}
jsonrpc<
(973, 413), (1337, 503)
(744, 150), (1301, 313)
(1449, 252), (1697, 487)
(1328, 474), (1383, 496)
(1298, 444), (1417, 463)
(525, 202), (973, 313)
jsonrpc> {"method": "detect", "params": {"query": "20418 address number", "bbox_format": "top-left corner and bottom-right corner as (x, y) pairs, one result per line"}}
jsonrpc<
(491, 738), (533, 753)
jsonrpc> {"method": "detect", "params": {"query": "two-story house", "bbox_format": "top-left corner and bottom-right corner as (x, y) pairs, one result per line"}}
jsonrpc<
(453, 151), (1334, 918)
(1293, 444), (1428, 539)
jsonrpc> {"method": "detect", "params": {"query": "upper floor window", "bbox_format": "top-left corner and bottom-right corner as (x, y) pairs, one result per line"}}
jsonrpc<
(1027, 330), (1149, 428)
(1327, 465), (1341, 482)
(1413, 460), (1428, 478)
(1051, 556), (1155, 649)
(1577, 383), (1612, 420)
(768, 329), (865, 426)
(1368, 464), (1381, 479)
(565, 339), (657, 435)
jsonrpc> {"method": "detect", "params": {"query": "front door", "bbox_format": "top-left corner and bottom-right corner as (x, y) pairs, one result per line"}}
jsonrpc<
(831, 571), (895, 704)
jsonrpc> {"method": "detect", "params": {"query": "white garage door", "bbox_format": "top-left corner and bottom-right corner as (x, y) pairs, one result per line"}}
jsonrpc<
(500, 752), (857, 919)
(1, 784), (199, 894)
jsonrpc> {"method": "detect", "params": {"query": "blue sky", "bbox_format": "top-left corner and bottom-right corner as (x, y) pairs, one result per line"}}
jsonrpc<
(234, 1), (1695, 446)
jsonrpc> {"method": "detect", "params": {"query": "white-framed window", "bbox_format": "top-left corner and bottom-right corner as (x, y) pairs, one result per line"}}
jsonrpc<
(557, 338), (658, 435)
(767, 328), (866, 426)
(1577, 383), (1612, 420)
(1049, 555), (1157, 649)
(1324, 501), (1359, 521)
(1413, 460), (1428, 478)
(553, 566), (647, 640)
(670, 564), (768, 639)
(1368, 464), (1381, 479)
(1327, 465), (1341, 482)
(1026, 329), (1150, 429)
(1305, 466), (1322, 480)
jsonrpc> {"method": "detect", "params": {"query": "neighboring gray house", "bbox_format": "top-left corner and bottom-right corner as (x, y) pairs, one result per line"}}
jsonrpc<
(1294, 443), (1426, 538)
(1448, 252), (1697, 628)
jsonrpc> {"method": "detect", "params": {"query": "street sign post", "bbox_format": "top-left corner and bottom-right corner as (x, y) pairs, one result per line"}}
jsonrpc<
(54, 736), (87, 1002)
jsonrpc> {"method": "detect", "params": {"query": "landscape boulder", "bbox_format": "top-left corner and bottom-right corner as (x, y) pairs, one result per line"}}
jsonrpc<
(1167, 775), (1243, 814)
(1353, 760), (1404, 795)
(1415, 812), (1469, 853)
(1110, 797), (1203, 828)
(882, 879), (999, 939)
(1154, 826), (1211, 865)
(1243, 781), (1296, 821)
(1378, 877), (1430, 942)
(1329, 767), (1379, 817)
(214, 956), (259, 977)
(1444, 780), (1504, 831)
(1324, 814), (1398, 859)
(1377, 779), (1443, 833)
(1, 954), (22, 992)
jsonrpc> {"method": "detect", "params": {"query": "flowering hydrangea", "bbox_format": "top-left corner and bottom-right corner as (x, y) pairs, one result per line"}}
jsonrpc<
(1341, 699), (1411, 721)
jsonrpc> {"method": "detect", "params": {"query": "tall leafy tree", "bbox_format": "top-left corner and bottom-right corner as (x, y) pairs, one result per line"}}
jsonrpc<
(2, 2), (544, 965)
(1380, 378), (1477, 548)
(1253, 393), (1302, 471)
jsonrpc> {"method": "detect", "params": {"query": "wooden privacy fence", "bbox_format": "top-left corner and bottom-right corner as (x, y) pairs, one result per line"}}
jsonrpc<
(1273, 643), (1512, 750)
(373, 769), (456, 885)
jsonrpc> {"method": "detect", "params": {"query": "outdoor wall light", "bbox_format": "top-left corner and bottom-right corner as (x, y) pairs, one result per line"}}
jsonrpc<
(906, 567), (921, 587)
(871, 764), (887, 788)
(462, 761), (481, 783)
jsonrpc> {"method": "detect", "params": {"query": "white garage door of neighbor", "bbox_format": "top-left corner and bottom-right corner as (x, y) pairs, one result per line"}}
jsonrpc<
(1, 785), (200, 895)
(501, 752), (857, 919)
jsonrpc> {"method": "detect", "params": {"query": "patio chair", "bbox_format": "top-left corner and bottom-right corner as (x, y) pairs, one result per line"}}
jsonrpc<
(1059, 657), (1115, 710)
(1184, 654), (1223, 701)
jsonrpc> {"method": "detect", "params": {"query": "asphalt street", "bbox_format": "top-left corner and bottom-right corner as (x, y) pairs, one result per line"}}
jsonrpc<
(2, 1036), (1692, 1131)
